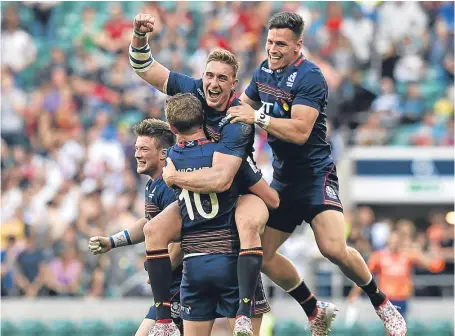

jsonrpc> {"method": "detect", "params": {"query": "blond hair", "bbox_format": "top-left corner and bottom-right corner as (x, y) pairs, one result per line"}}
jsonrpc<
(206, 49), (240, 79)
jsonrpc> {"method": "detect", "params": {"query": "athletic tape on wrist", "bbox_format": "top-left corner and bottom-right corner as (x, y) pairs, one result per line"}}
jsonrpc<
(254, 109), (271, 129)
(129, 43), (154, 73)
(109, 230), (132, 248)
(133, 30), (147, 39)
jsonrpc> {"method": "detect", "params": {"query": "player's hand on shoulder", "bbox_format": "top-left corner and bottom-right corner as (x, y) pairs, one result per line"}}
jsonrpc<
(133, 14), (156, 34)
(88, 236), (111, 255)
(163, 157), (177, 187)
(227, 100), (256, 125)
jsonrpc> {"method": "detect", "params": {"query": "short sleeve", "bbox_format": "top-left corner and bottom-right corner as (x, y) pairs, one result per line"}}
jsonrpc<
(237, 156), (262, 188)
(244, 67), (261, 102)
(158, 185), (177, 209)
(293, 69), (328, 113)
(215, 122), (252, 159)
(166, 72), (198, 96)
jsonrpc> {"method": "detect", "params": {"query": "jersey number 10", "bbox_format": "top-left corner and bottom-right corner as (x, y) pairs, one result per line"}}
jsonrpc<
(179, 189), (219, 220)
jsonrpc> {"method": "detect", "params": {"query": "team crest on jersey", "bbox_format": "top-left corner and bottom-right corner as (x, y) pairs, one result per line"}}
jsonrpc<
(325, 186), (338, 199)
(286, 72), (297, 87)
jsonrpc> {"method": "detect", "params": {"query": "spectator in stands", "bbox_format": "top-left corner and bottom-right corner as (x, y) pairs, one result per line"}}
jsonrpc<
(1, 5), (37, 74)
(1, 236), (16, 297)
(1, 69), (27, 146)
(354, 112), (388, 146)
(15, 232), (47, 297)
(46, 246), (83, 296)
(371, 77), (401, 128)
(401, 84), (425, 122)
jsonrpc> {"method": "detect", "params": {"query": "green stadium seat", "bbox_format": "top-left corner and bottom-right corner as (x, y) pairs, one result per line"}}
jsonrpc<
(17, 320), (49, 336)
(47, 320), (79, 336)
(110, 320), (138, 336)
(429, 320), (454, 336)
(77, 320), (109, 336)
(273, 320), (306, 335)
(1, 320), (18, 336)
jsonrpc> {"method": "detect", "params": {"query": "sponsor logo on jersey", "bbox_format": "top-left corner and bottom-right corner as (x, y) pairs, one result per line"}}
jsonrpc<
(197, 88), (205, 98)
(261, 66), (273, 74)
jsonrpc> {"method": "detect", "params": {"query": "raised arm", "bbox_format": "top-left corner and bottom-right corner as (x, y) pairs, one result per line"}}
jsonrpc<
(129, 14), (170, 93)
(163, 153), (242, 193)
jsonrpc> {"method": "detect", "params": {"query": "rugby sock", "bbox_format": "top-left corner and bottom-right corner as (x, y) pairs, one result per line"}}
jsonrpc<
(360, 276), (387, 307)
(237, 247), (263, 317)
(145, 249), (172, 321)
(287, 280), (318, 318)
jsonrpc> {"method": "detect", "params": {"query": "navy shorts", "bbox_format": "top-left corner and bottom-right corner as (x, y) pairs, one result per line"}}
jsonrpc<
(267, 164), (343, 233)
(180, 254), (270, 321)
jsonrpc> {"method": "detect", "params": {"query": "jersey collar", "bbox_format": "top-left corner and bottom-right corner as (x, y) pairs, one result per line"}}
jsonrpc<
(176, 138), (211, 148)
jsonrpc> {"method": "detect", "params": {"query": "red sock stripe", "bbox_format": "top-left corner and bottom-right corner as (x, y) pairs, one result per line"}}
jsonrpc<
(239, 250), (264, 256)
(145, 253), (169, 259)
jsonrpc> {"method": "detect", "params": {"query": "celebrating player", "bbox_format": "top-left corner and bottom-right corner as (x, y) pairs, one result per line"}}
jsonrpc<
(88, 117), (271, 336)
(227, 12), (407, 336)
(130, 15), (278, 335)
(162, 93), (266, 336)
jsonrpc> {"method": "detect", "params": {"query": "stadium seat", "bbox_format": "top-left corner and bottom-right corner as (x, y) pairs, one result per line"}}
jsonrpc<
(1, 320), (18, 336)
(273, 320), (306, 335)
(110, 320), (138, 336)
(77, 320), (109, 336)
(17, 320), (49, 336)
(47, 320), (79, 336)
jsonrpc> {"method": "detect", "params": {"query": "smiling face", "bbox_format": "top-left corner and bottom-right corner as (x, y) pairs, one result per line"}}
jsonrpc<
(135, 136), (164, 176)
(266, 28), (302, 71)
(202, 60), (238, 111)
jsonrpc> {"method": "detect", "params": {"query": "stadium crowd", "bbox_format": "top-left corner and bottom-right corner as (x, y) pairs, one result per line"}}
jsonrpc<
(1, 1), (454, 299)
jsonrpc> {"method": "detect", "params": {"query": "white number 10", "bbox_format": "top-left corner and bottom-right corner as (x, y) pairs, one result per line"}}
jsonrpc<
(179, 189), (219, 220)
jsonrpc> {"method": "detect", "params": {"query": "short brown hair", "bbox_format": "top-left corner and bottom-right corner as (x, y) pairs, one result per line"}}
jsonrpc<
(206, 49), (240, 79)
(165, 93), (203, 134)
(268, 12), (305, 39)
(133, 118), (175, 149)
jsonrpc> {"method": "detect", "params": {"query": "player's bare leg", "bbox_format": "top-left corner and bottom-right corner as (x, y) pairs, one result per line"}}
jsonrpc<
(261, 226), (338, 335)
(144, 201), (182, 336)
(251, 315), (263, 336)
(233, 194), (268, 334)
(183, 320), (214, 336)
(136, 319), (155, 336)
(312, 210), (406, 336)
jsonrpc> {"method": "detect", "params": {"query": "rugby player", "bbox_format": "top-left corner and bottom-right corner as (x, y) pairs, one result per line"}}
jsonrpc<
(130, 15), (278, 335)
(163, 93), (265, 336)
(88, 118), (271, 336)
(227, 12), (407, 336)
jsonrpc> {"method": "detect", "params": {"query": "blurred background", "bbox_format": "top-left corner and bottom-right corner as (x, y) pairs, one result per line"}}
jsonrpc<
(1, 1), (454, 335)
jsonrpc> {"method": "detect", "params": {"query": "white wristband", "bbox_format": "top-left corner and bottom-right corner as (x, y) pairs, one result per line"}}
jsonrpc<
(129, 44), (154, 73)
(109, 230), (132, 248)
(254, 109), (271, 129)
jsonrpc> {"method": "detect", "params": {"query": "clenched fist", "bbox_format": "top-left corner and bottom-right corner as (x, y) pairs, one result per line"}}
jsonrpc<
(88, 236), (112, 255)
(133, 14), (156, 34)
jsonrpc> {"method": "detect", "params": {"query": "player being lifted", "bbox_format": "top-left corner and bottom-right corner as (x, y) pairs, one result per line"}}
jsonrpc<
(129, 12), (337, 336)
(88, 118), (271, 336)
(130, 14), (278, 336)
(227, 12), (407, 336)
(164, 93), (267, 336)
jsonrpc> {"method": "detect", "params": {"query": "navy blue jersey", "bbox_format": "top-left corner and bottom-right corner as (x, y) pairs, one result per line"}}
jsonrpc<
(144, 175), (176, 220)
(167, 139), (240, 235)
(144, 176), (183, 284)
(245, 55), (334, 184)
(166, 72), (261, 189)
